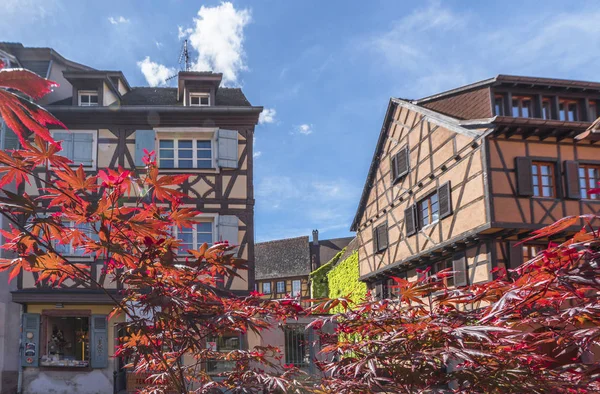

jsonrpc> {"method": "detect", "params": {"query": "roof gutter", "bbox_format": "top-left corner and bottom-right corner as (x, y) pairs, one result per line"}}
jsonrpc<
(47, 105), (264, 114)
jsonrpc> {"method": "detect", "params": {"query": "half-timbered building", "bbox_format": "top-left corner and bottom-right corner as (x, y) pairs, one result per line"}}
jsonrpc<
(351, 75), (600, 296)
(0, 43), (261, 394)
(254, 230), (353, 302)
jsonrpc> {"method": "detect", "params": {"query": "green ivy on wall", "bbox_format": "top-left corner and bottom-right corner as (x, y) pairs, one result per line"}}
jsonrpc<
(326, 250), (367, 314)
(309, 249), (344, 299)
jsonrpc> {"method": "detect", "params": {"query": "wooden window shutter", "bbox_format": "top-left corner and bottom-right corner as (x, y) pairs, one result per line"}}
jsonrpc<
(377, 224), (388, 251)
(218, 215), (239, 255)
(390, 155), (398, 181)
(91, 315), (108, 369)
(21, 313), (40, 367)
(217, 129), (239, 168)
(508, 241), (523, 269)
(396, 146), (409, 179)
(515, 157), (534, 196)
(452, 253), (468, 287)
(405, 204), (417, 236)
(438, 182), (453, 219)
(564, 160), (581, 199)
(135, 130), (155, 167)
(73, 132), (94, 167)
(372, 228), (379, 254)
(374, 281), (383, 300)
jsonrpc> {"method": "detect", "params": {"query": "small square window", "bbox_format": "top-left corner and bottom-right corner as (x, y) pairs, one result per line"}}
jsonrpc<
(292, 280), (301, 297)
(262, 282), (271, 295)
(78, 91), (99, 107)
(276, 281), (285, 294)
(190, 93), (210, 106)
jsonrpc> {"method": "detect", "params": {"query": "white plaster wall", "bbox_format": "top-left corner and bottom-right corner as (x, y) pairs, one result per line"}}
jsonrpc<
(23, 365), (114, 394)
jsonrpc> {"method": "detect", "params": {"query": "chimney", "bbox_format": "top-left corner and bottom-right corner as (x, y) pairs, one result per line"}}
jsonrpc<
(312, 229), (319, 246)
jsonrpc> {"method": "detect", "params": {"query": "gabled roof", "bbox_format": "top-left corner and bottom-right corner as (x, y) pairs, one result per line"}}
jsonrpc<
(350, 98), (482, 231)
(47, 87), (252, 107)
(118, 87), (251, 107)
(255, 236), (311, 280)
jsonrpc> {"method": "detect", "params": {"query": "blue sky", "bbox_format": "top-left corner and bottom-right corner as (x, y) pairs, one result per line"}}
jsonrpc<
(3, 0), (600, 242)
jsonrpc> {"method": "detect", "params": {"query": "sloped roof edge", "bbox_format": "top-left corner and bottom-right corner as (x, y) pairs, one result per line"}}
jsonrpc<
(350, 98), (481, 231)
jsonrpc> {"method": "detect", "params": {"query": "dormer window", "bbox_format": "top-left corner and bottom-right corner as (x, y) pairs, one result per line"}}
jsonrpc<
(78, 90), (98, 107)
(190, 93), (210, 106)
(511, 96), (533, 118)
(559, 99), (579, 121)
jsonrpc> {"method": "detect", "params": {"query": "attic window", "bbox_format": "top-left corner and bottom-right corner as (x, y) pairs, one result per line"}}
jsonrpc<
(190, 93), (210, 106)
(78, 91), (98, 107)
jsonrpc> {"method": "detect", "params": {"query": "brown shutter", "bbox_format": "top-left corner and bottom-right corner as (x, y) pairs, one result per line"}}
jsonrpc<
(452, 253), (467, 287)
(397, 146), (409, 179)
(372, 228), (379, 254)
(515, 157), (534, 196)
(390, 155), (398, 181)
(508, 241), (523, 269)
(405, 204), (417, 236)
(564, 160), (581, 199)
(438, 182), (453, 219)
(377, 224), (388, 251)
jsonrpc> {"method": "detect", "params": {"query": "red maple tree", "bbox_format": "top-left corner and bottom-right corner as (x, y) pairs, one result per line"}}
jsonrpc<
(0, 61), (311, 393)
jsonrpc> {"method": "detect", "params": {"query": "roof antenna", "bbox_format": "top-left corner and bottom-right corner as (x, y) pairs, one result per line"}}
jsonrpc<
(179, 39), (191, 71)
(166, 39), (192, 82)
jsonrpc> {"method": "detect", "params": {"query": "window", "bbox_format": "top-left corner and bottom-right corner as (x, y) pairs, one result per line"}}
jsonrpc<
(578, 164), (600, 199)
(158, 139), (212, 169)
(262, 282), (271, 295)
(511, 96), (533, 118)
(1, 120), (20, 151)
(284, 324), (309, 368)
(190, 93), (210, 106)
(418, 192), (439, 227)
(559, 99), (579, 121)
(434, 260), (454, 287)
(78, 91), (99, 107)
(52, 221), (96, 258)
(589, 101), (598, 122)
(531, 161), (555, 197)
(373, 223), (388, 253)
(276, 281), (286, 294)
(391, 146), (409, 182)
(522, 244), (542, 262)
(494, 94), (505, 116)
(41, 315), (90, 368)
(51, 130), (96, 168)
(542, 98), (552, 120)
(292, 280), (301, 297)
(174, 221), (213, 254)
(205, 333), (240, 373)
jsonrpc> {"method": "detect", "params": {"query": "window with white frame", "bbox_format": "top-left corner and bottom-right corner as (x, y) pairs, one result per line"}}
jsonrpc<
(78, 91), (99, 107)
(158, 138), (212, 169)
(189, 93), (210, 106)
(262, 282), (272, 295)
(276, 281), (286, 294)
(51, 130), (97, 168)
(292, 280), (301, 297)
(174, 221), (214, 254)
(52, 221), (96, 258)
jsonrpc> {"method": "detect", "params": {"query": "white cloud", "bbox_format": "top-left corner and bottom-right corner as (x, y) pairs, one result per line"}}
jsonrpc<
(155, 41), (163, 49)
(178, 26), (193, 39)
(180, 2), (252, 86)
(259, 108), (276, 124)
(0, 0), (58, 22)
(295, 124), (313, 135)
(108, 16), (130, 25)
(253, 151), (262, 158)
(137, 57), (176, 87)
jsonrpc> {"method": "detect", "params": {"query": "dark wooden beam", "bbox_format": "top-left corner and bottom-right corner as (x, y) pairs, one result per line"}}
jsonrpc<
(556, 129), (576, 142)
(505, 127), (522, 139)
(539, 128), (558, 141)
(521, 127), (540, 140)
